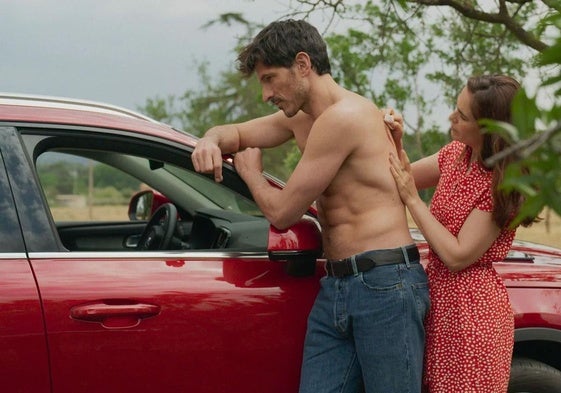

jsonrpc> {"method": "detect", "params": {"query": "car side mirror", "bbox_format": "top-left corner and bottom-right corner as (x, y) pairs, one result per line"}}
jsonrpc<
(128, 189), (169, 220)
(268, 217), (323, 276)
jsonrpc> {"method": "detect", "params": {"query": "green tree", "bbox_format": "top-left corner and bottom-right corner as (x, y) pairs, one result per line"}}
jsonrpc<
(292, 0), (545, 151)
(139, 2), (560, 215)
(290, 0), (561, 218)
(37, 161), (89, 198)
(94, 164), (140, 199)
(484, 12), (561, 221)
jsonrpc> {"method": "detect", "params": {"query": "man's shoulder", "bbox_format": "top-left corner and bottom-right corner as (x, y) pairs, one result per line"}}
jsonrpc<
(266, 110), (313, 132)
(321, 94), (377, 123)
(338, 91), (375, 109)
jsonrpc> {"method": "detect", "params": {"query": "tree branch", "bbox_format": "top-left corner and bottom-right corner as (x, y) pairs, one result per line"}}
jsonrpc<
(406, 0), (548, 51)
(485, 122), (561, 167)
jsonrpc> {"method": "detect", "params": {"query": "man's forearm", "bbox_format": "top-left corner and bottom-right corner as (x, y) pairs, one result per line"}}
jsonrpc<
(203, 125), (241, 154)
(235, 149), (305, 230)
(244, 173), (302, 229)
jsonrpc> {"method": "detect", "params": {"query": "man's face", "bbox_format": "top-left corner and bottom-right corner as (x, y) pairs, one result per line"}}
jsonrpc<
(255, 62), (307, 118)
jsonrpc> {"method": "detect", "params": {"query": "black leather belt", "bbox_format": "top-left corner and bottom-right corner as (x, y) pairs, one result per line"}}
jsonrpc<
(325, 245), (420, 278)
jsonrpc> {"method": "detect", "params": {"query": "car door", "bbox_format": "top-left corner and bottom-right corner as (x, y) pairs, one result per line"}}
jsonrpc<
(0, 127), (51, 392)
(31, 255), (321, 393)
(12, 125), (323, 393)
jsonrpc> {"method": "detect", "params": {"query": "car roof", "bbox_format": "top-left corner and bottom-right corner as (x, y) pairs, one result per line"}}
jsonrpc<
(0, 93), (199, 145)
(0, 93), (157, 121)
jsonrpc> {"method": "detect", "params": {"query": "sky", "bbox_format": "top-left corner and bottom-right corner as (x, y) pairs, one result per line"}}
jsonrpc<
(2, 0), (546, 130)
(1, 0), (294, 112)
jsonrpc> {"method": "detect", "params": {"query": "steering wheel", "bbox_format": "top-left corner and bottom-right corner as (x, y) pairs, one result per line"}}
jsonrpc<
(137, 203), (178, 250)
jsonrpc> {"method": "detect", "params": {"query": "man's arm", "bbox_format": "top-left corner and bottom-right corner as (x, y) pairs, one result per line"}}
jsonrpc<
(234, 109), (357, 229)
(191, 111), (296, 182)
(191, 124), (242, 183)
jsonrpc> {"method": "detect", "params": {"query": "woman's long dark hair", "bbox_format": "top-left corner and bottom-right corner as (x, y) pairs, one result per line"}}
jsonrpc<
(467, 75), (535, 228)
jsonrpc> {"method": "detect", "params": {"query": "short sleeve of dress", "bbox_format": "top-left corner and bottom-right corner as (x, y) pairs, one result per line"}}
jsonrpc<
(438, 141), (465, 173)
(475, 175), (494, 212)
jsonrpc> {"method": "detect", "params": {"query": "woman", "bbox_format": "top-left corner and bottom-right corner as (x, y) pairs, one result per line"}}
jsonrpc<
(388, 75), (535, 392)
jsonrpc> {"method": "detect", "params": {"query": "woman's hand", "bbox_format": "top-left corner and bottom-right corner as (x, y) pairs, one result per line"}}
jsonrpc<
(382, 108), (404, 153)
(389, 149), (419, 205)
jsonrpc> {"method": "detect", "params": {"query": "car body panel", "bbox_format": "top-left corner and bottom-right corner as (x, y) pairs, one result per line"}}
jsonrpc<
(0, 102), (198, 146)
(0, 259), (51, 393)
(498, 250), (561, 331)
(31, 253), (321, 392)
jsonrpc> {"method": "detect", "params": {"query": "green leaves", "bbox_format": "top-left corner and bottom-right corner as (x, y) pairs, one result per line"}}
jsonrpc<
(479, 120), (519, 144)
(511, 90), (541, 139)
(137, 3), (561, 220)
(486, 86), (561, 221)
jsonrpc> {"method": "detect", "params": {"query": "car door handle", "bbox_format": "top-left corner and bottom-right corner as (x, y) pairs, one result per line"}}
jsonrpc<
(70, 301), (160, 328)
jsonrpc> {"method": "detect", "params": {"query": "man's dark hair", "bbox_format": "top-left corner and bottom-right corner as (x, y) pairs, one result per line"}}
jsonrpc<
(237, 19), (331, 77)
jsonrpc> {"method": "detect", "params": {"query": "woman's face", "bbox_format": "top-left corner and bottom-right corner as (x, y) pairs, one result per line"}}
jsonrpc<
(448, 86), (483, 151)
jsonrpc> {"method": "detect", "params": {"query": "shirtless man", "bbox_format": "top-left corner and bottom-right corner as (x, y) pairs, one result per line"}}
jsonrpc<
(192, 19), (429, 393)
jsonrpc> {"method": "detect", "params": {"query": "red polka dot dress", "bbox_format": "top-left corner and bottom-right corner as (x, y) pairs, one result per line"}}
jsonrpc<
(424, 141), (515, 393)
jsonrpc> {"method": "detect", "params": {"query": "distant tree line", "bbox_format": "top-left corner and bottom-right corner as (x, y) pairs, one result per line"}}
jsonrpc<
(37, 159), (140, 206)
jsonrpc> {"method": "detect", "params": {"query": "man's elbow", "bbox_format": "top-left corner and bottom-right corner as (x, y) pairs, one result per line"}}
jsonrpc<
(266, 210), (302, 231)
(268, 217), (297, 231)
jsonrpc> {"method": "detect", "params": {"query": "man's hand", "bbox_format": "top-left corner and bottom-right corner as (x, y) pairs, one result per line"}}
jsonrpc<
(233, 147), (264, 181)
(192, 138), (224, 182)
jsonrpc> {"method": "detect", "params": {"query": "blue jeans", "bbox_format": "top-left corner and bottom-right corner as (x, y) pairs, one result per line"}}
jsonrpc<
(299, 247), (429, 393)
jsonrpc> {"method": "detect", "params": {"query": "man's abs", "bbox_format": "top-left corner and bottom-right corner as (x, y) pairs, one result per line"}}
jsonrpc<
(317, 202), (414, 260)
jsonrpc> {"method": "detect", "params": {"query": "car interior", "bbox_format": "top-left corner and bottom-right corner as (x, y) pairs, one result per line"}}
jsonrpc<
(23, 129), (271, 253)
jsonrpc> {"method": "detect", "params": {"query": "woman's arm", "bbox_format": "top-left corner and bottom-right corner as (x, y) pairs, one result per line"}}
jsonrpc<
(390, 149), (500, 271)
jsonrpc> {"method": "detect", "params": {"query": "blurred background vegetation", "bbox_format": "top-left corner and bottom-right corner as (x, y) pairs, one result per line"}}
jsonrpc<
(138, 0), (560, 220)
(37, 156), (140, 207)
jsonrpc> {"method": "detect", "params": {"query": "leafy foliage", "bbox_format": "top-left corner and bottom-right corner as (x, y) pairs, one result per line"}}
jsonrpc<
(138, 1), (560, 215)
(487, 12), (561, 221)
(288, 0), (561, 219)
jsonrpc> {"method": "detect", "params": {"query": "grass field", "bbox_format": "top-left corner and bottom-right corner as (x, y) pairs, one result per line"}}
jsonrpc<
(52, 205), (561, 249)
(51, 205), (130, 222)
(514, 208), (561, 248)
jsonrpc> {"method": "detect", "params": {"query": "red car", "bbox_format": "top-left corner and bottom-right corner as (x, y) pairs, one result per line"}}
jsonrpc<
(0, 94), (560, 393)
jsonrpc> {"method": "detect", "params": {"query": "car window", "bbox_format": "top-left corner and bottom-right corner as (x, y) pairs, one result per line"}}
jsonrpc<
(22, 131), (270, 253)
(0, 148), (26, 252)
(37, 152), (140, 222)
(165, 164), (262, 216)
(36, 151), (262, 222)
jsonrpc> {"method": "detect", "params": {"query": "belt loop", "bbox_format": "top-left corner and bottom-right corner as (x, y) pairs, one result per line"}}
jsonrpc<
(350, 255), (359, 276)
(401, 246), (411, 268)
(326, 261), (335, 276)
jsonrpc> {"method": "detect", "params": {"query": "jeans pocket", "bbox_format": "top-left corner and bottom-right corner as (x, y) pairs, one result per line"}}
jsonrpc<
(359, 265), (403, 291)
(412, 281), (430, 320)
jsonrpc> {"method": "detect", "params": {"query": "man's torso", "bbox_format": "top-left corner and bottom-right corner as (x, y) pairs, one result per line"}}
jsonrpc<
(287, 96), (413, 260)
